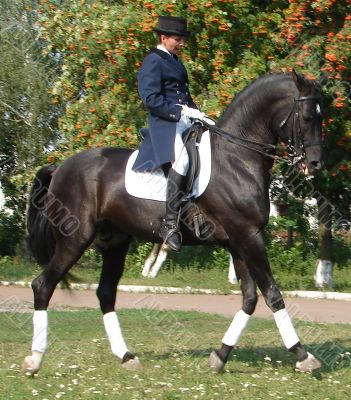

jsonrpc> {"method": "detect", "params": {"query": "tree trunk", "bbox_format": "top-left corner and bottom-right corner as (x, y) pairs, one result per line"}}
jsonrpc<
(314, 199), (333, 288)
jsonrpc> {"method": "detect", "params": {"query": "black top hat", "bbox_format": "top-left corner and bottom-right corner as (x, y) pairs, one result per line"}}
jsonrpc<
(153, 16), (191, 37)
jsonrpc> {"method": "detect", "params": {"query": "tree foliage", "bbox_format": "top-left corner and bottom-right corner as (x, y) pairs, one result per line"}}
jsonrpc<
(38, 0), (350, 226)
(1, 0), (350, 258)
(0, 0), (62, 254)
(0, 0), (60, 191)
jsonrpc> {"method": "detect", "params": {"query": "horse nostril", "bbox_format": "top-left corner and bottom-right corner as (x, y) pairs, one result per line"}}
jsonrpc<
(310, 160), (323, 170)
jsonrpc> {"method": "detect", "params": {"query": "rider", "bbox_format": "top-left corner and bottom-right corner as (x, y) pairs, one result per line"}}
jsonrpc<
(132, 15), (207, 252)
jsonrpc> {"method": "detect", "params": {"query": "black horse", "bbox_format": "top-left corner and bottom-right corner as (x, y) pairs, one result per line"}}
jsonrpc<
(23, 70), (325, 375)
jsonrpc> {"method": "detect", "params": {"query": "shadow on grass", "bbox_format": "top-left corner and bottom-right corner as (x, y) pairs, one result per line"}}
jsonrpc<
(146, 339), (351, 375)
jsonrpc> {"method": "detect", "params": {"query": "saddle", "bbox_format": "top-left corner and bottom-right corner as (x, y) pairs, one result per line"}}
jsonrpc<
(139, 122), (205, 194)
(139, 123), (210, 239)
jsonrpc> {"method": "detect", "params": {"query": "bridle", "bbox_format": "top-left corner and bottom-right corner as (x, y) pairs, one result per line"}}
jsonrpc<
(201, 94), (323, 165)
(279, 95), (323, 164)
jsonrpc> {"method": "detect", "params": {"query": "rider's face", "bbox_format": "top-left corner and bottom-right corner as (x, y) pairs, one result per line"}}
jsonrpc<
(161, 34), (186, 55)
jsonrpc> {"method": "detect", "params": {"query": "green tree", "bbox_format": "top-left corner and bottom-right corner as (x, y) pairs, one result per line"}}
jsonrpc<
(0, 0), (61, 254)
(34, 0), (351, 284)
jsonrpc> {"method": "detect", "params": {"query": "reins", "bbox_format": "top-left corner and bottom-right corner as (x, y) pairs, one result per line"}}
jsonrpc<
(201, 120), (285, 162)
(199, 94), (322, 165)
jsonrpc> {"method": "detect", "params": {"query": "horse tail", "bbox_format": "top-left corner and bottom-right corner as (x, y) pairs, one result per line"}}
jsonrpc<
(27, 165), (58, 265)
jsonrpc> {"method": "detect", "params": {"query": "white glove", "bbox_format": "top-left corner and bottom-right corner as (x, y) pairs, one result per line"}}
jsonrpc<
(202, 116), (216, 126)
(181, 105), (205, 121)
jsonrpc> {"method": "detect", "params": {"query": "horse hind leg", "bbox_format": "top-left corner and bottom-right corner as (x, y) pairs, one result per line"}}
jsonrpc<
(228, 254), (239, 284)
(22, 233), (94, 376)
(141, 243), (161, 277)
(96, 235), (142, 371)
(149, 244), (168, 278)
(210, 257), (257, 373)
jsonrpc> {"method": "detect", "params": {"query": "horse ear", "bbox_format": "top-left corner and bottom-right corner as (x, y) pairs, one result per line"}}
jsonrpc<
(291, 68), (306, 92)
(318, 72), (328, 86)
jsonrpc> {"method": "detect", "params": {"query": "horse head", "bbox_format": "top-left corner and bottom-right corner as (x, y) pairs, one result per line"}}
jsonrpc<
(278, 70), (327, 175)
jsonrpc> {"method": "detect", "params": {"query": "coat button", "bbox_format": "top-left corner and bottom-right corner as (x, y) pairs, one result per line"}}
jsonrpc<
(176, 90), (180, 94)
(178, 99), (182, 103)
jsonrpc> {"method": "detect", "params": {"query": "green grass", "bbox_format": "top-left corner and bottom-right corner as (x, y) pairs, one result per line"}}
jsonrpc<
(1, 255), (351, 293)
(0, 256), (234, 291)
(0, 309), (350, 399)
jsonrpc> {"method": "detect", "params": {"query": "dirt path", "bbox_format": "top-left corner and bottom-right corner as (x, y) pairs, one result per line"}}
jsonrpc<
(0, 286), (350, 324)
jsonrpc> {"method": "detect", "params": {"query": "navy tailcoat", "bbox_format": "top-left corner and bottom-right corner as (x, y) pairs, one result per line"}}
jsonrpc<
(132, 48), (197, 172)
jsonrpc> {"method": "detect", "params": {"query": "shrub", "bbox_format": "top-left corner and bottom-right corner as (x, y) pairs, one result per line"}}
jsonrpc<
(0, 211), (24, 256)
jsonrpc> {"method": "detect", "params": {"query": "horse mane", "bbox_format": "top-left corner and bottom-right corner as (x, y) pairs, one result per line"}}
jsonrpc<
(218, 72), (291, 127)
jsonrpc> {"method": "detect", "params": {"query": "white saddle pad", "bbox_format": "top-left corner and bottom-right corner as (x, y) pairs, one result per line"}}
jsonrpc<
(125, 130), (211, 201)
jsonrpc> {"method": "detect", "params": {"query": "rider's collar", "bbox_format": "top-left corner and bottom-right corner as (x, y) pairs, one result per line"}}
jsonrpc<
(156, 44), (171, 56)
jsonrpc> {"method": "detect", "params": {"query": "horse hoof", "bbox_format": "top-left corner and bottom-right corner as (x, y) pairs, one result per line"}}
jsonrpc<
(209, 350), (225, 373)
(296, 352), (321, 372)
(22, 356), (40, 376)
(121, 357), (142, 371)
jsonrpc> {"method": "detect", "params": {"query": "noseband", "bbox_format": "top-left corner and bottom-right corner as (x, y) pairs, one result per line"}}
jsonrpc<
(279, 95), (323, 164)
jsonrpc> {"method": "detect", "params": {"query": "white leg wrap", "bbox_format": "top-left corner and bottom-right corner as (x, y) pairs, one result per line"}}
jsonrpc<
(149, 249), (168, 278)
(228, 255), (238, 284)
(274, 308), (300, 349)
(103, 312), (128, 359)
(31, 311), (48, 353)
(222, 309), (251, 347)
(142, 258), (153, 277)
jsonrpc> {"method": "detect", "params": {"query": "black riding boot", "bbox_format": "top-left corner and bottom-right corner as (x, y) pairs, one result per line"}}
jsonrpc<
(159, 169), (185, 252)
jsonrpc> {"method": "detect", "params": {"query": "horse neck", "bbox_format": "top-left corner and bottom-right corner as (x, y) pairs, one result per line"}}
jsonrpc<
(215, 99), (275, 170)
(213, 80), (293, 188)
(220, 77), (297, 145)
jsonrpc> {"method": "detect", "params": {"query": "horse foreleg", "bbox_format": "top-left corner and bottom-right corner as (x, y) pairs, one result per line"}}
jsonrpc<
(210, 257), (257, 372)
(97, 239), (142, 371)
(141, 243), (162, 277)
(149, 245), (168, 278)
(22, 311), (48, 375)
(241, 233), (321, 372)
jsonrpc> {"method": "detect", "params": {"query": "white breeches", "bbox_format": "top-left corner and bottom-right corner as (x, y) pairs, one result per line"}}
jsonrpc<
(172, 114), (192, 176)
